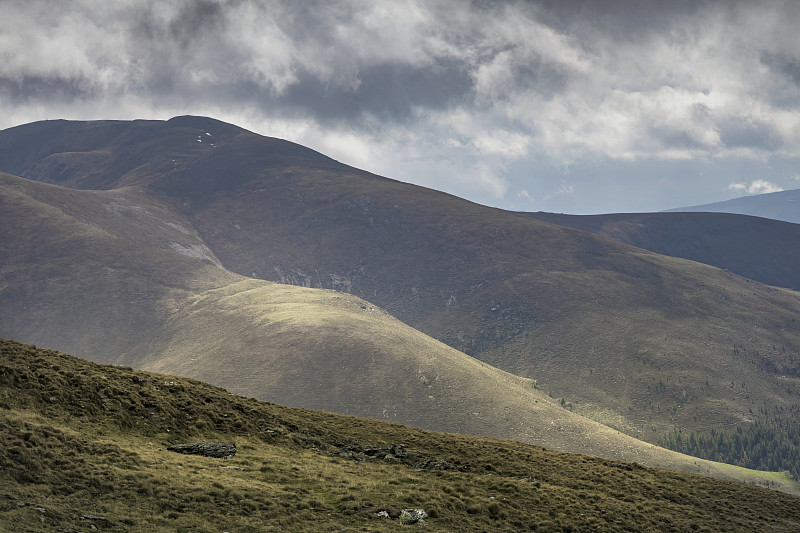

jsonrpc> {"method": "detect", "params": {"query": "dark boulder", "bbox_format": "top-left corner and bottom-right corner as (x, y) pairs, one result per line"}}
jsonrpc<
(167, 442), (236, 458)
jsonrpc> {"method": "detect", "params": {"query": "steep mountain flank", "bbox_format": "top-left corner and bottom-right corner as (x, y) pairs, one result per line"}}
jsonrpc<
(0, 172), (236, 361)
(523, 211), (800, 290)
(136, 118), (800, 442)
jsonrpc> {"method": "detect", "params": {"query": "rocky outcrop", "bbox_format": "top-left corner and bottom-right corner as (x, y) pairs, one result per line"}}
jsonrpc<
(166, 442), (236, 458)
(334, 443), (407, 462)
(334, 443), (467, 471)
(399, 509), (428, 525)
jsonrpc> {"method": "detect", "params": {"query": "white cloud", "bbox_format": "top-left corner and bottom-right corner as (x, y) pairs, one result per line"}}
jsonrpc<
(472, 130), (530, 158)
(543, 180), (575, 202)
(728, 179), (784, 195)
(558, 181), (575, 195)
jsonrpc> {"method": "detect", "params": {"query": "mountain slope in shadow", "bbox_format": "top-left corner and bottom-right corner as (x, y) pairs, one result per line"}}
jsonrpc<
(523, 211), (800, 290)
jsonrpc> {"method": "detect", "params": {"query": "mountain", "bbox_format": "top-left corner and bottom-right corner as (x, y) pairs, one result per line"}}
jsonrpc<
(3, 338), (800, 532)
(667, 188), (800, 224)
(0, 170), (740, 479)
(521, 211), (800, 290)
(2, 116), (800, 476)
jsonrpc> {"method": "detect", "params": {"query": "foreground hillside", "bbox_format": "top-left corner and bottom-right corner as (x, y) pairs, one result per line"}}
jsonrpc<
(2, 338), (799, 532)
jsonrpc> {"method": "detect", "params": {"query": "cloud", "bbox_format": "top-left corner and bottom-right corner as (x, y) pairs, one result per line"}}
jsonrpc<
(2, 0), (800, 213)
(728, 179), (784, 195)
(558, 181), (575, 195)
(542, 180), (575, 202)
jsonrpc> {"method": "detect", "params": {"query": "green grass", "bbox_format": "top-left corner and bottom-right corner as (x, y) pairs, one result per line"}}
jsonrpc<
(2, 337), (800, 532)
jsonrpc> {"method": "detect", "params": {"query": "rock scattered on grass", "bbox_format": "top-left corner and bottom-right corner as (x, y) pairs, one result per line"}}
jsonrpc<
(166, 442), (236, 458)
(399, 508), (428, 525)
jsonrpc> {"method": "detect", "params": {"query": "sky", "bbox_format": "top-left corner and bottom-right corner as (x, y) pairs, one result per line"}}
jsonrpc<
(2, 0), (800, 214)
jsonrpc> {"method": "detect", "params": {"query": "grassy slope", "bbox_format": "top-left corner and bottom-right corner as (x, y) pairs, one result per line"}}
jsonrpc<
(6, 174), (791, 486)
(153, 144), (800, 444)
(2, 338), (800, 533)
(0, 172), (237, 362)
(142, 277), (798, 486)
(14, 117), (800, 443)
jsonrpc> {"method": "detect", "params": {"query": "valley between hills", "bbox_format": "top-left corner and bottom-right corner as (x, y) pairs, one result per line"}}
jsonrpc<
(2, 116), (800, 515)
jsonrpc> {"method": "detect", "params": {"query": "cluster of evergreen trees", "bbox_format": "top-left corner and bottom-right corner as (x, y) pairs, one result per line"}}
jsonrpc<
(659, 416), (800, 480)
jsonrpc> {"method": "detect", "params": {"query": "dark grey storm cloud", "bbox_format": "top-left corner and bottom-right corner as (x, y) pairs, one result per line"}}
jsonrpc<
(2, 0), (800, 213)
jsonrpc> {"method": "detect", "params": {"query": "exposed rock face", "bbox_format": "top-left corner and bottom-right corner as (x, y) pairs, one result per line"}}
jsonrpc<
(334, 444), (408, 462)
(333, 443), (466, 471)
(399, 508), (428, 525)
(166, 442), (236, 458)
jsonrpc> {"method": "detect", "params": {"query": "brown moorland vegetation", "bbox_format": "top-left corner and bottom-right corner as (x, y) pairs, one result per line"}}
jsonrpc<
(2, 338), (800, 532)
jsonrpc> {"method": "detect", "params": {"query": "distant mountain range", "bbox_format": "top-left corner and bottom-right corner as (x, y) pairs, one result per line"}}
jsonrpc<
(2, 116), (800, 489)
(523, 211), (800, 290)
(666, 188), (800, 224)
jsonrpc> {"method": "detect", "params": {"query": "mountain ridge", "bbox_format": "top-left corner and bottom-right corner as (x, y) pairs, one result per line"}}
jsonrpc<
(522, 211), (800, 290)
(0, 170), (740, 478)
(666, 188), (800, 224)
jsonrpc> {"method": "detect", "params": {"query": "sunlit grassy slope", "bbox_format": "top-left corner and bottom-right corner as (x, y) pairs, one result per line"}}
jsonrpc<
(141, 277), (800, 487)
(142, 121), (800, 444)
(2, 338), (800, 533)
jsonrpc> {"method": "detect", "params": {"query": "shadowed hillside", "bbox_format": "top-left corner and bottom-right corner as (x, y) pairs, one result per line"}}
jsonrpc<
(3, 116), (800, 471)
(0, 116), (248, 189)
(523, 211), (800, 290)
(2, 338), (799, 532)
